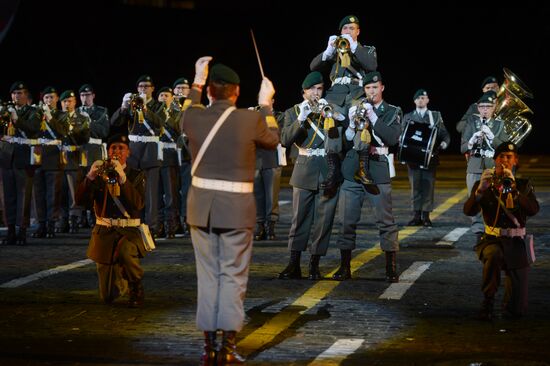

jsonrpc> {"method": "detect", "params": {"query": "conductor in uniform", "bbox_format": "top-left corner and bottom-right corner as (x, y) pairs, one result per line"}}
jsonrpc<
(181, 57), (279, 365)
(463, 142), (539, 320)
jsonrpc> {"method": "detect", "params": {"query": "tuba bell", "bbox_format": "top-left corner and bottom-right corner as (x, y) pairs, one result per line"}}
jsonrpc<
(494, 68), (534, 146)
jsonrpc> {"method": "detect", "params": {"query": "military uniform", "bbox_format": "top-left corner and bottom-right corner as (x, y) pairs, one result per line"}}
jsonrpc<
(456, 76), (499, 134)
(75, 140), (147, 305)
(463, 142), (539, 317)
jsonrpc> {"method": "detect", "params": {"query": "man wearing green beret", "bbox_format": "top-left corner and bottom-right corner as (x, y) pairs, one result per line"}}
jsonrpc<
(0, 81), (42, 245)
(181, 57), (279, 365)
(456, 75), (500, 134)
(401, 89), (450, 227)
(461, 91), (509, 241)
(278, 71), (340, 281)
(464, 141), (539, 320)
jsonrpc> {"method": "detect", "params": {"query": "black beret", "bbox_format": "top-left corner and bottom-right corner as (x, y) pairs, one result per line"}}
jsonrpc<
(414, 88), (428, 100)
(172, 77), (190, 89)
(339, 15), (360, 31)
(210, 64), (240, 85)
(136, 74), (154, 87)
(10, 81), (28, 93)
(79, 84), (94, 94)
(493, 141), (518, 159)
(107, 133), (130, 149)
(477, 91), (497, 104)
(301, 71), (323, 89)
(364, 71), (382, 85)
(41, 86), (57, 95)
(59, 90), (76, 101)
(481, 76), (498, 89)
(157, 86), (173, 95)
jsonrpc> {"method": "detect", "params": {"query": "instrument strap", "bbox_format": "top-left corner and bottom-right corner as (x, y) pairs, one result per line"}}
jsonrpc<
(428, 111), (434, 127)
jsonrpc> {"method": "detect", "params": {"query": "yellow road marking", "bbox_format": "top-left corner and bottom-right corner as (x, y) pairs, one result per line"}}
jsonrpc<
(238, 188), (468, 354)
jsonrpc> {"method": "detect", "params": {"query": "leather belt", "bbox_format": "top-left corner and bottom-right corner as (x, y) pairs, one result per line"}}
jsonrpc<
(298, 147), (326, 157)
(485, 225), (526, 238)
(62, 145), (78, 152)
(333, 76), (363, 87)
(87, 137), (103, 145)
(96, 217), (141, 227)
(162, 142), (178, 150)
(2, 136), (39, 145)
(369, 146), (389, 155)
(192, 176), (253, 193)
(38, 138), (62, 145)
(129, 135), (160, 143)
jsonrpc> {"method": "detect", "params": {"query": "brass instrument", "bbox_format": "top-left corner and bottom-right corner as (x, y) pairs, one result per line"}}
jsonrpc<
(494, 68), (534, 146)
(335, 36), (350, 54)
(354, 97), (373, 130)
(307, 96), (322, 114)
(0, 101), (15, 129)
(96, 157), (120, 185)
(491, 165), (515, 194)
(321, 104), (333, 119)
(129, 94), (145, 113)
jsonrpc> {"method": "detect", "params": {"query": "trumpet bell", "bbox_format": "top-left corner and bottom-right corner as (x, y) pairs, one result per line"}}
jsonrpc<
(335, 36), (350, 53)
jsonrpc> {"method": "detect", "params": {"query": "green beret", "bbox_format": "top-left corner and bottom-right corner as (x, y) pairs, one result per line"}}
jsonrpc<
(10, 81), (28, 93)
(301, 71), (324, 89)
(79, 84), (94, 94)
(493, 141), (518, 159)
(210, 64), (240, 85)
(172, 77), (190, 89)
(107, 133), (130, 149)
(59, 90), (76, 101)
(414, 89), (428, 100)
(477, 91), (497, 104)
(339, 15), (360, 31)
(364, 71), (382, 85)
(157, 86), (173, 95)
(481, 76), (498, 89)
(41, 86), (57, 95)
(136, 74), (154, 87)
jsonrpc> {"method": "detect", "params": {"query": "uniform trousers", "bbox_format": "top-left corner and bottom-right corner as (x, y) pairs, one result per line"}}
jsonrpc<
(143, 167), (160, 230)
(33, 168), (63, 223)
(287, 186), (339, 255)
(407, 166), (436, 212)
(191, 226), (253, 331)
(466, 172), (484, 234)
(179, 161), (191, 219)
(61, 169), (84, 218)
(2, 167), (33, 227)
(254, 167), (276, 224)
(158, 165), (180, 227)
(480, 242), (529, 315)
(336, 179), (399, 252)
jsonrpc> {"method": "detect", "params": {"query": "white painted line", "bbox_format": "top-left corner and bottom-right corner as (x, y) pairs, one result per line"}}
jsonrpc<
(279, 200), (291, 206)
(436, 227), (469, 246)
(379, 261), (432, 300)
(0, 259), (93, 288)
(308, 338), (364, 365)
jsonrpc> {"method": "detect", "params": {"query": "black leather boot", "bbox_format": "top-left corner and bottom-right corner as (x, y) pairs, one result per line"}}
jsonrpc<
(422, 211), (432, 227)
(407, 210), (423, 226)
(55, 218), (69, 233)
(385, 251), (399, 283)
(320, 153), (342, 191)
(2, 225), (16, 245)
(16, 227), (26, 245)
(332, 249), (352, 281)
(477, 296), (494, 321)
(278, 250), (302, 279)
(69, 215), (79, 234)
(200, 331), (218, 366)
(358, 151), (380, 195)
(254, 222), (266, 241)
(154, 223), (166, 239)
(79, 212), (90, 228)
(128, 281), (144, 308)
(32, 222), (47, 238)
(219, 331), (245, 365)
(308, 254), (322, 280)
(266, 221), (276, 240)
(46, 221), (56, 238)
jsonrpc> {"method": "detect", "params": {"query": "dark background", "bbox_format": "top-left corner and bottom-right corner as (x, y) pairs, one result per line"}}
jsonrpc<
(1, 0), (549, 154)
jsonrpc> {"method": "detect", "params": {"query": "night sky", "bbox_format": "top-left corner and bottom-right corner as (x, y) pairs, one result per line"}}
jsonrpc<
(1, 0), (549, 154)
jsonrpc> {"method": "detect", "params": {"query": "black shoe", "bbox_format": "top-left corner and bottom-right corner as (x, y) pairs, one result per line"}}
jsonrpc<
(477, 297), (494, 321)
(55, 219), (69, 233)
(69, 215), (79, 234)
(422, 212), (432, 227)
(78, 214), (90, 228)
(2, 225), (17, 245)
(16, 227), (26, 245)
(254, 222), (267, 241)
(154, 223), (166, 239)
(46, 221), (56, 238)
(32, 222), (47, 238)
(385, 251), (399, 283)
(266, 221), (276, 240)
(128, 281), (144, 308)
(219, 331), (246, 365)
(308, 254), (322, 280)
(332, 249), (352, 281)
(278, 251), (302, 279)
(174, 221), (185, 235)
(407, 211), (423, 226)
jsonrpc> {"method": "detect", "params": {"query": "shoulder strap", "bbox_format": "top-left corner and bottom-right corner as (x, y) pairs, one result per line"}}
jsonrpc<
(191, 106), (236, 176)
(108, 190), (131, 219)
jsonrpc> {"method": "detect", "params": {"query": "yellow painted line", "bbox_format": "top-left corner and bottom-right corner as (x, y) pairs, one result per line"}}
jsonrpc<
(238, 188), (468, 355)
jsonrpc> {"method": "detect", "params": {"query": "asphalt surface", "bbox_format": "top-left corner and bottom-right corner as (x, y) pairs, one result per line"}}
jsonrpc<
(1, 155), (549, 366)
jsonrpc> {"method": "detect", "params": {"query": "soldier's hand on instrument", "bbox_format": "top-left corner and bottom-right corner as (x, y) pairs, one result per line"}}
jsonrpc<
(477, 169), (494, 193)
(194, 56), (213, 86)
(323, 35), (337, 58)
(440, 141), (448, 150)
(480, 125), (494, 140)
(468, 131), (483, 149)
(502, 168), (515, 181)
(297, 100), (311, 122)
(364, 103), (378, 124)
(348, 105), (358, 124)
(122, 93), (132, 109)
(341, 33), (358, 52)
(318, 98), (328, 106)
(87, 160), (104, 181)
(42, 104), (53, 121)
(258, 77), (275, 106)
(111, 159), (127, 184)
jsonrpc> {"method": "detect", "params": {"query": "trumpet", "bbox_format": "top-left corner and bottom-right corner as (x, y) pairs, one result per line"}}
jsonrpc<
(353, 97), (374, 130)
(172, 94), (186, 110)
(96, 157), (120, 185)
(335, 36), (350, 54)
(491, 165), (515, 194)
(0, 101), (15, 128)
(129, 94), (144, 113)
(307, 96), (322, 114)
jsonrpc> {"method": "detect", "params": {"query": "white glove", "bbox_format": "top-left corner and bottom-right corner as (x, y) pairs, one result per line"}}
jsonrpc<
(297, 100), (311, 122)
(122, 93), (132, 109)
(258, 77), (275, 106)
(322, 35), (337, 60)
(42, 104), (52, 120)
(440, 141), (448, 150)
(468, 131), (483, 149)
(80, 111), (90, 119)
(7, 106), (16, 114)
(341, 33), (358, 53)
(480, 125), (494, 140)
(194, 56), (213, 86)
(347, 105), (358, 125)
(317, 98), (328, 106)
(364, 103), (378, 124)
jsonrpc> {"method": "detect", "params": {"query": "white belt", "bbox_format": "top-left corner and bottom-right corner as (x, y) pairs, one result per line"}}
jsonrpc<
(485, 225), (526, 238)
(2, 136), (38, 145)
(129, 135), (160, 143)
(96, 217), (141, 228)
(192, 176), (253, 193)
(162, 142), (177, 150)
(38, 138), (62, 146)
(87, 137), (103, 145)
(370, 146), (389, 155)
(298, 147), (326, 157)
(333, 76), (363, 87)
(62, 145), (78, 152)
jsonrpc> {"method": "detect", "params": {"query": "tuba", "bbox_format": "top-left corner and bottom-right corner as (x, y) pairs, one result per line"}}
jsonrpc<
(494, 68), (534, 146)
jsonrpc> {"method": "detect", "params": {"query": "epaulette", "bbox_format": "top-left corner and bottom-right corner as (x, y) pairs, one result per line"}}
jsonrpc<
(366, 45), (376, 55)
